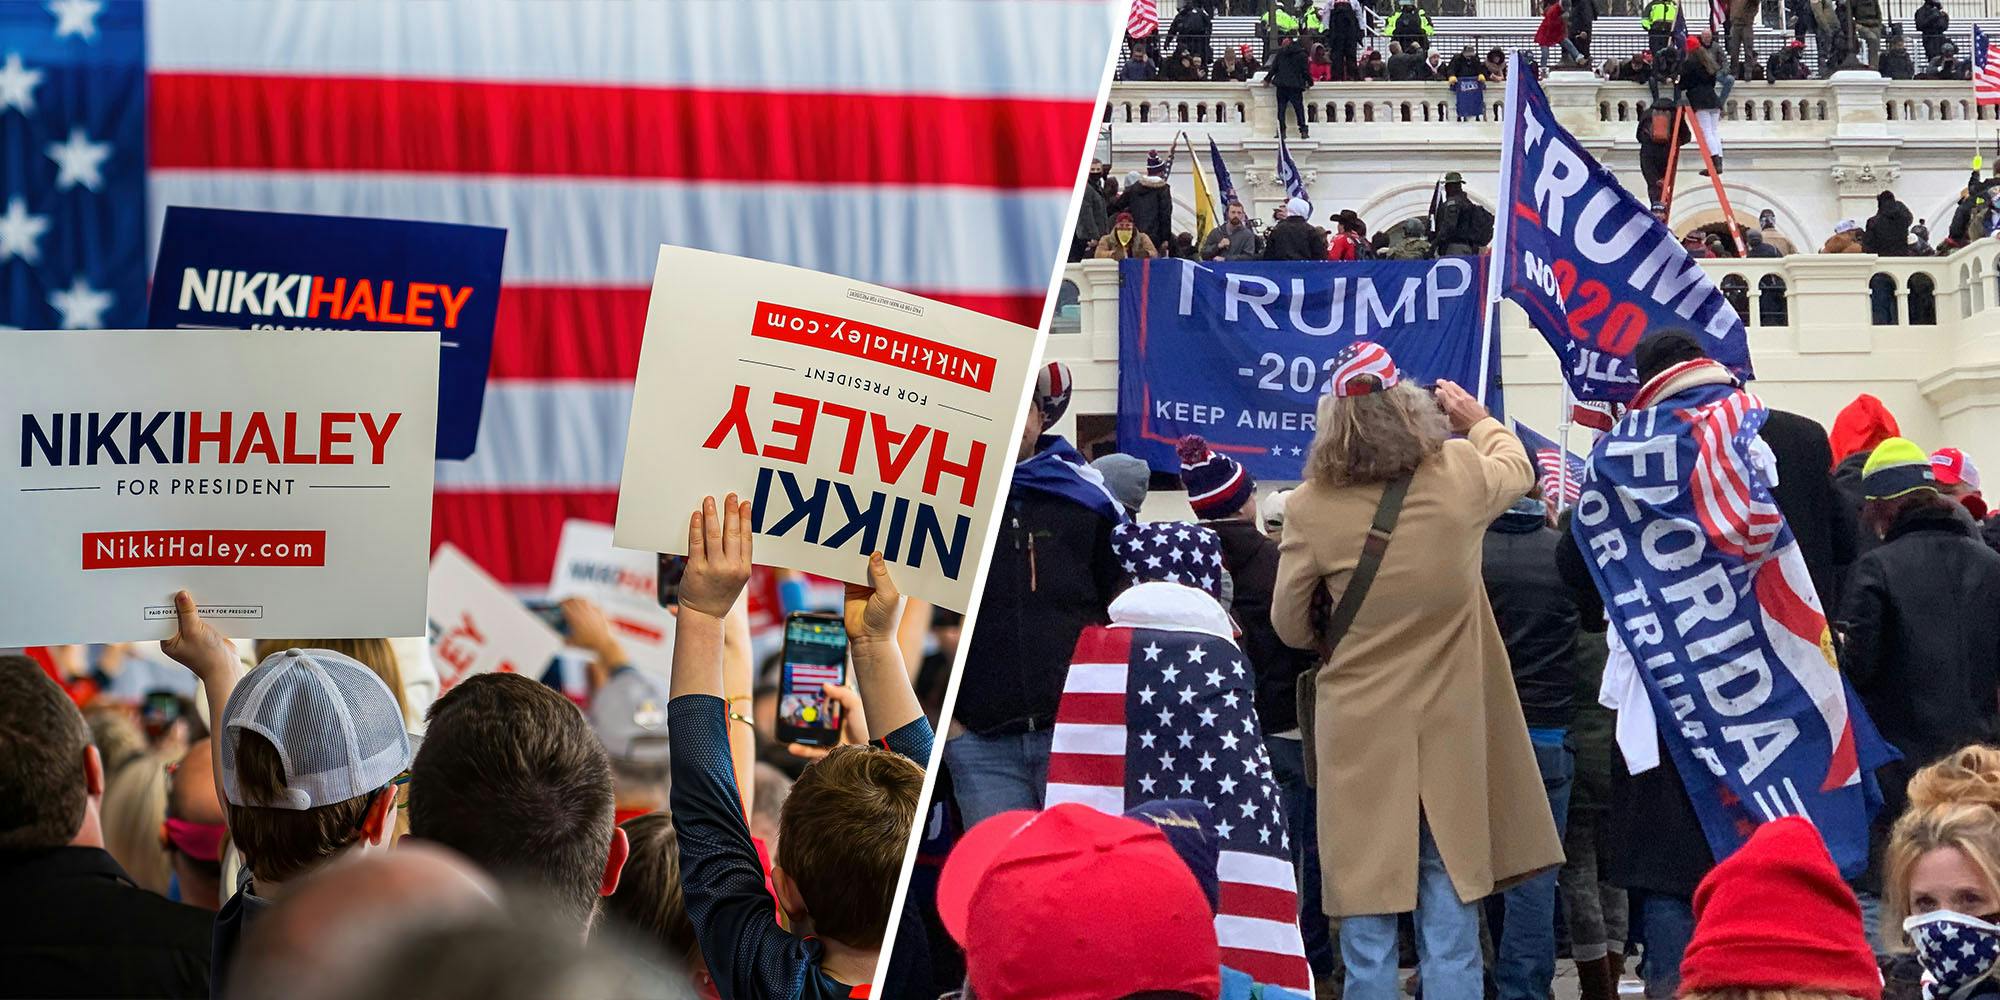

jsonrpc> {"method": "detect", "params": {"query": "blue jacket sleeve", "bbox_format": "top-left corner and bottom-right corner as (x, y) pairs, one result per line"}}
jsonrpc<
(668, 694), (810, 1000)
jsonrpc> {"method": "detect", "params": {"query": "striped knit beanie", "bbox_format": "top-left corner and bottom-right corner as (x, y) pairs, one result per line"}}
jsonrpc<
(1177, 435), (1254, 519)
(1862, 437), (1937, 501)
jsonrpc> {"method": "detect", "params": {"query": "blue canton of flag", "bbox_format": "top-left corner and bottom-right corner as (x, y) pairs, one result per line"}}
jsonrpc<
(1, 0), (146, 330)
(1276, 135), (1309, 215)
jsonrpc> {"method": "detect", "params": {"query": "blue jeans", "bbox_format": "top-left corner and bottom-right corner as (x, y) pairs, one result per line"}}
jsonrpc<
(942, 729), (1054, 827)
(1267, 735), (1338, 978)
(1496, 730), (1575, 1000)
(1341, 815), (1481, 1000)
(1635, 892), (1696, 999)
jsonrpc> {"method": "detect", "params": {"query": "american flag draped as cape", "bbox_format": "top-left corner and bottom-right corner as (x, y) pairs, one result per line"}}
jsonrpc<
(1, 0), (1119, 592)
(1045, 587), (1311, 991)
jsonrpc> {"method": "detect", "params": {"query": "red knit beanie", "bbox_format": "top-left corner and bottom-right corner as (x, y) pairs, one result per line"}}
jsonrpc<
(1829, 393), (1901, 467)
(1679, 817), (1882, 999)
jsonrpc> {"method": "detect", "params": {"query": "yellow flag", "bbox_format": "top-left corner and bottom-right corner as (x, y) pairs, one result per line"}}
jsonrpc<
(1183, 132), (1217, 240)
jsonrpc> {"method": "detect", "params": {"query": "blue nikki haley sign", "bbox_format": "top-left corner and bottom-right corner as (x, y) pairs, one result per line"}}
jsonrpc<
(1115, 258), (1497, 481)
(149, 207), (506, 461)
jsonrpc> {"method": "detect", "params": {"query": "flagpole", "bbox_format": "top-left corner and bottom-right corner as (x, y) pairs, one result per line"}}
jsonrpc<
(1480, 53), (1527, 411)
(1555, 380), (1575, 513)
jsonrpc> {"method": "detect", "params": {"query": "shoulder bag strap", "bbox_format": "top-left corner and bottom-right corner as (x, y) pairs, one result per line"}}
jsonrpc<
(1298, 472), (1412, 786)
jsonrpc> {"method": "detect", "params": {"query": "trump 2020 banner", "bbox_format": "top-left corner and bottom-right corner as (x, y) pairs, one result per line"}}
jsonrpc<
(0, 330), (440, 645)
(1116, 258), (1496, 480)
(613, 247), (1036, 611)
(1573, 377), (1892, 874)
(1495, 52), (1752, 403)
(147, 207), (505, 461)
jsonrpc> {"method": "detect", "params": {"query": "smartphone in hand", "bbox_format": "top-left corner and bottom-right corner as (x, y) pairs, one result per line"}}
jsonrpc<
(778, 611), (848, 747)
(656, 554), (688, 608)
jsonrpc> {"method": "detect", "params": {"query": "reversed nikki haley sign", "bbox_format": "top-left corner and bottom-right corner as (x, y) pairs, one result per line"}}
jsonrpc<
(428, 543), (565, 693)
(0, 330), (440, 645)
(147, 206), (505, 460)
(614, 247), (1037, 610)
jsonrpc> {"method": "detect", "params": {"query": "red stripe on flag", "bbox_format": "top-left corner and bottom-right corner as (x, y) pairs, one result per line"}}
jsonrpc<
(1220, 948), (1312, 993)
(1054, 692), (1129, 727)
(1069, 626), (1136, 665)
(1219, 881), (1303, 923)
(432, 490), (620, 586)
(149, 74), (1095, 190)
(490, 286), (1043, 379)
(1045, 753), (1126, 786)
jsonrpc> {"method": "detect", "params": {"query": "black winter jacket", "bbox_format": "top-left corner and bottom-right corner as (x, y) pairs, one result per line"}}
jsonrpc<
(1482, 512), (1580, 728)
(1864, 198), (1914, 255)
(1914, 0), (1948, 34)
(1125, 180), (1175, 252)
(1270, 39), (1315, 90)
(1208, 518), (1317, 734)
(1262, 216), (1328, 260)
(1760, 409), (1860, 608)
(1837, 502), (2000, 772)
(954, 477), (1121, 733)
(1832, 450), (1885, 565)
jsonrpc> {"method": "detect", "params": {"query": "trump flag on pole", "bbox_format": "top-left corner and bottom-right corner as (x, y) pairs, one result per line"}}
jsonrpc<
(1494, 51), (1752, 403)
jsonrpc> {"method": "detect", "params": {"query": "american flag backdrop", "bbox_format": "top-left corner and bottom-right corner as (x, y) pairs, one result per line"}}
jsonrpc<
(1512, 419), (1586, 508)
(1045, 620), (1311, 990)
(0, 0), (1121, 590)
(1976, 26), (2000, 105)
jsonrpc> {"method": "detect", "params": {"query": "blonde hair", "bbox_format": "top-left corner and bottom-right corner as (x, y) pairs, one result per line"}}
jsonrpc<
(1681, 991), (1869, 1000)
(255, 639), (410, 726)
(1302, 380), (1449, 488)
(101, 753), (173, 896)
(1882, 745), (2000, 951)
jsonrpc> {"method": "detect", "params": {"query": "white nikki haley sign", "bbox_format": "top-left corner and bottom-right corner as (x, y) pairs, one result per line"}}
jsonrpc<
(614, 247), (1037, 611)
(0, 330), (439, 644)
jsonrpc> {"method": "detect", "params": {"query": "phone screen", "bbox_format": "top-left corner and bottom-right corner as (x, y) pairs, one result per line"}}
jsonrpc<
(657, 554), (687, 608)
(779, 613), (847, 746)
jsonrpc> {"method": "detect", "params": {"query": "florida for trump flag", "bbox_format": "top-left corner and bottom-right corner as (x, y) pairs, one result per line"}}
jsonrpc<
(1046, 604), (1310, 990)
(1572, 364), (1895, 875)
(0, 0), (1121, 590)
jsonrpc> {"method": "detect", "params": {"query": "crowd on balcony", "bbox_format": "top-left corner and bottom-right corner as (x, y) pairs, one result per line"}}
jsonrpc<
(1121, 0), (1976, 88)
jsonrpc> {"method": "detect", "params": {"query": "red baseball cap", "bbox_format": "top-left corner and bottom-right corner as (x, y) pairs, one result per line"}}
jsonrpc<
(937, 804), (1223, 1000)
(1932, 447), (1982, 490)
(1679, 818), (1881, 999)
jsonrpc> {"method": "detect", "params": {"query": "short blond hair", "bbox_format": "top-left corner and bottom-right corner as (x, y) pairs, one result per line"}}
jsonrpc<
(1882, 745), (2000, 952)
(1302, 380), (1449, 488)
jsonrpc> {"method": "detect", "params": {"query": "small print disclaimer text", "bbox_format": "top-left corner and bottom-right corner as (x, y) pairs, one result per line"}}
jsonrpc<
(82, 529), (327, 569)
(143, 604), (265, 621)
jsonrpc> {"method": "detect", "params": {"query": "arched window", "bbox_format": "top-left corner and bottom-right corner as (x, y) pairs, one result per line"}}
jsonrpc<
(1909, 273), (1937, 326)
(1051, 280), (1082, 335)
(1721, 274), (1752, 320)
(1963, 264), (1976, 319)
(1974, 259), (1988, 313)
(1870, 273), (1899, 325)
(1757, 274), (1789, 327)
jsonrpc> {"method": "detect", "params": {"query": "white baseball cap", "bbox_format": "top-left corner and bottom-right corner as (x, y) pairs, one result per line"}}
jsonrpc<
(220, 648), (412, 810)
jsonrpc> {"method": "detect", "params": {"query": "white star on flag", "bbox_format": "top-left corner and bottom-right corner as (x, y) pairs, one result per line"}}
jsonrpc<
(1177, 730), (1194, 748)
(48, 277), (112, 328)
(1178, 774), (1196, 794)
(1291, 446), (1303, 455)
(1220, 730), (1241, 750)
(0, 53), (42, 114)
(1138, 686), (1156, 704)
(1139, 774), (1157, 793)
(1215, 820), (1235, 839)
(1178, 685), (1196, 704)
(1218, 775), (1239, 794)
(1222, 691), (1240, 709)
(1185, 646), (1207, 665)
(1159, 752), (1177, 771)
(0, 196), (50, 264)
(1198, 707), (1218, 727)
(47, 0), (102, 40)
(1205, 669), (1223, 687)
(1143, 643), (1162, 661)
(1144, 553), (1163, 569)
(1198, 751), (1216, 771)
(1270, 445), (1283, 455)
(48, 129), (111, 191)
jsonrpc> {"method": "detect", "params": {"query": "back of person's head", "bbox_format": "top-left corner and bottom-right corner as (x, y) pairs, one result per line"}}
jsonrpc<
(0, 655), (92, 851)
(587, 667), (671, 808)
(223, 648), (412, 884)
(255, 638), (410, 725)
(1633, 328), (1708, 385)
(294, 908), (689, 1000)
(601, 813), (698, 969)
(774, 744), (923, 949)
(85, 703), (148, 778)
(165, 738), (227, 903)
(1908, 746), (2000, 812)
(101, 752), (173, 895)
(1305, 344), (1447, 487)
(1678, 817), (1880, 1000)
(231, 842), (507, 1000)
(411, 671), (617, 930)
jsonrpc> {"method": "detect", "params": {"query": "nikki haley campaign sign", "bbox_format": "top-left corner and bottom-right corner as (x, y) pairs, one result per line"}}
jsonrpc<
(148, 207), (505, 460)
(428, 542), (565, 694)
(613, 247), (1037, 611)
(1494, 52), (1752, 403)
(0, 330), (440, 645)
(548, 519), (677, 679)
(1116, 257), (1497, 481)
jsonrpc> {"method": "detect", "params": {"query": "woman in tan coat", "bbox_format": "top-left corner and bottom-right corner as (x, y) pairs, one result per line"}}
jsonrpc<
(1271, 348), (1564, 998)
